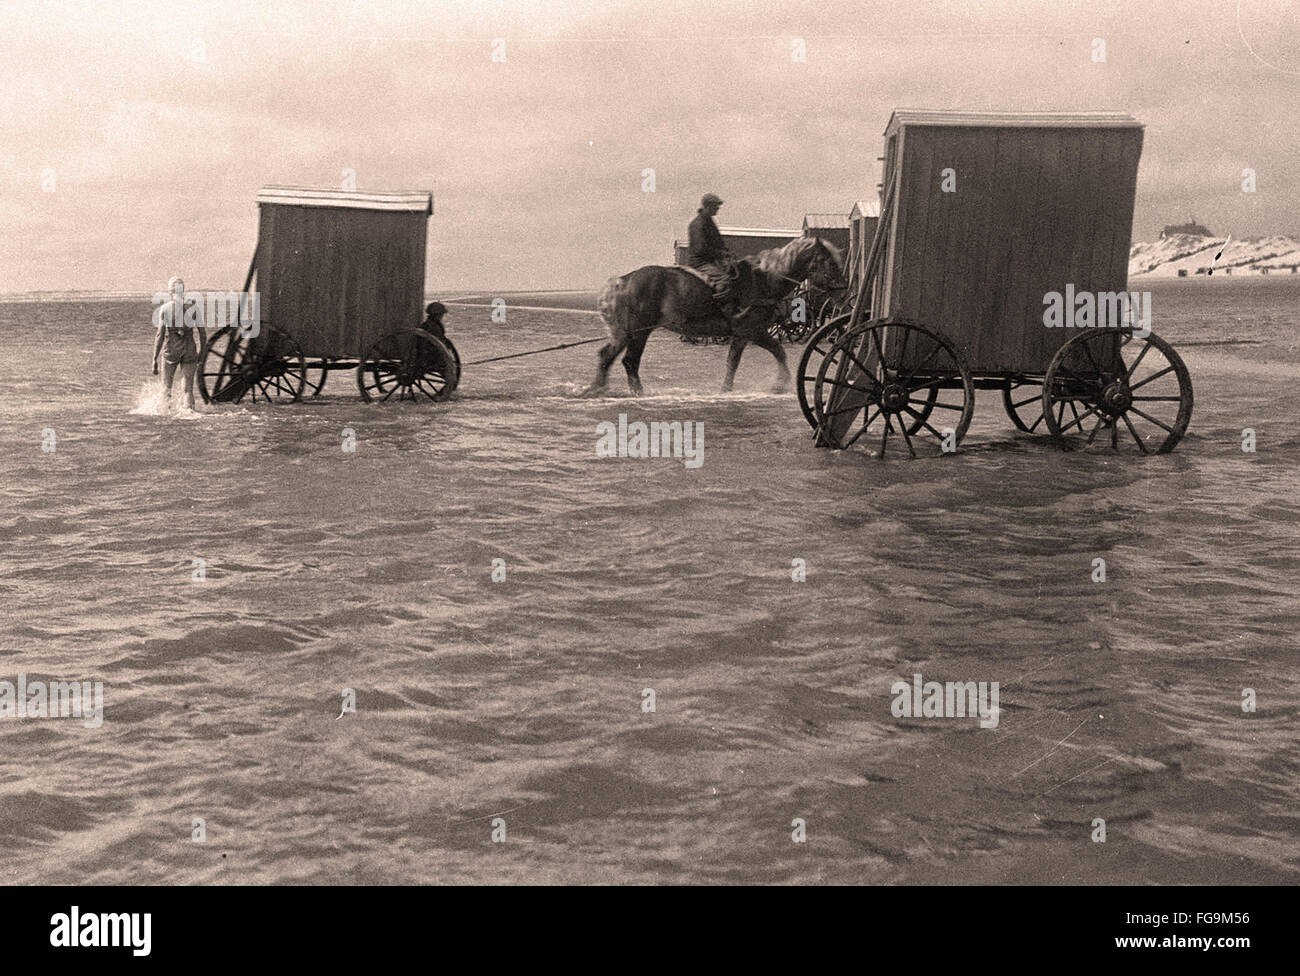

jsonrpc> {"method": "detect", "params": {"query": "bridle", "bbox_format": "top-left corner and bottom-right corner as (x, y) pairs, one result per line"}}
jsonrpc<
(767, 241), (845, 289)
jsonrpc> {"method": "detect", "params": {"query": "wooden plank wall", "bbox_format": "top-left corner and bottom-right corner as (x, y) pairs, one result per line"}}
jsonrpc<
(850, 216), (878, 289)
(257, 205), (428, 359)
(882, 124), (1143, 375)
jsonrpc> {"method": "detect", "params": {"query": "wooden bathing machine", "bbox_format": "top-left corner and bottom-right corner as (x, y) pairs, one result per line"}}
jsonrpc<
(253, 185), (433, 359)
(866, 110), (1145, 375)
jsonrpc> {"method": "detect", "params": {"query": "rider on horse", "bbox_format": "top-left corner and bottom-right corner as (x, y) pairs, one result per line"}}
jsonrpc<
(687, 193), (743, 318)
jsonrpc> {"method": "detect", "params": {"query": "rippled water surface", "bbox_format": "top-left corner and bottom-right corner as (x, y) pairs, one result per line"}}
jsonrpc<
(1, 279), (1297, 884)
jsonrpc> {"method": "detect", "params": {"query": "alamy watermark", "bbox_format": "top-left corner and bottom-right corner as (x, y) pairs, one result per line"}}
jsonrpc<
(596, 414), (704, 468)
(151, 290), (260, 337)
(0, 674), (103, 728)
(50, 907), (150, 956)
(1043, 286), (1150, 337)
(890, 673), (999, 729)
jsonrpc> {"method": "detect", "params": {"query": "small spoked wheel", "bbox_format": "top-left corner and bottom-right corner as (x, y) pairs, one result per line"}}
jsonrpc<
(199, 325), (306, 404)
(812, 318), (973, 458)
(815, 296), (842, 332)
(796, 312), (854, 430)
(1002, 379), (1047, 433)
(1042, 328), (1193, 454)
(357, 329), (459, 403)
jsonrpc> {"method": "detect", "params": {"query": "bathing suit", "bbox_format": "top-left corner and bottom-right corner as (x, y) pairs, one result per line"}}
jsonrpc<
(159, 299), (201, 365)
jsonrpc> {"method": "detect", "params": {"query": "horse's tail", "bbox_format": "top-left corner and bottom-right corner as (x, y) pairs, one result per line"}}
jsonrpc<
(597, 274), (635, 338)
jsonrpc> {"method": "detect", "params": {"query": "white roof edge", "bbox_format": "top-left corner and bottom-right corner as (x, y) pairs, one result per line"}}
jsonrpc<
(803, 214), (852, 227)
(717, 226), (801, 236)
(884, 109), (1144, 136)
(256, 185), (433, 214)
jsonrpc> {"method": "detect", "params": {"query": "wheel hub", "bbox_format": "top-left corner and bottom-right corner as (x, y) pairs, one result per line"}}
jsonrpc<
(1100, 380), (1131, 415)
(880, 382), (908, 413)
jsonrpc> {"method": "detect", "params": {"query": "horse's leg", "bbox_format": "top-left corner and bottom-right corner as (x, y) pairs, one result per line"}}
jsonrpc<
(621, 329), (651, 395)
(721, 335), (747, 393)
(748, 329), (792, 393)
(585, 336), (627, 394)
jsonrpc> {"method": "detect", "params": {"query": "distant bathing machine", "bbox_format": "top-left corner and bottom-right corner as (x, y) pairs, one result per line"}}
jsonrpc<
(673, 226), (800, 266)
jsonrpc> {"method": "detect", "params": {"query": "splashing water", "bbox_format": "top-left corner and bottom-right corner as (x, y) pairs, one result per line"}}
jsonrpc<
(130, 378), (204, 418)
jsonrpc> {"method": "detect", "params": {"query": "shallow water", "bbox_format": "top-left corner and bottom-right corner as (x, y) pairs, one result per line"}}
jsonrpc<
(0, 278), (1297, 884)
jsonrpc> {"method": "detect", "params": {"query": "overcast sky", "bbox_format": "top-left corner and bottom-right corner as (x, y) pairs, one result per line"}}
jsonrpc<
(2, 0), (1297, 292)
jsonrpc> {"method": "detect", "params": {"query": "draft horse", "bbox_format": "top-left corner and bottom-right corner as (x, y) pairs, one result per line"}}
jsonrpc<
(587, 237), (844, 395)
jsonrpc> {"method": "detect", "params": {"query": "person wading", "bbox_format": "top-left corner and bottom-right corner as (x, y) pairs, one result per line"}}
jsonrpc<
(151, 276), (204, 411)
(687, 193), (742, 318)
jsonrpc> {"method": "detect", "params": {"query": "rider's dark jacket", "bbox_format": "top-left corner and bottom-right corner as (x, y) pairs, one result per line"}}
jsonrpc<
(687, 210), (727, 268)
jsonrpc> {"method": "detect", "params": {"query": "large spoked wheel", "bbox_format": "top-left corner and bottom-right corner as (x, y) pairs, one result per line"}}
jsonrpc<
(304, 362), (329, 398)
(357, 329), (459, 403)
(414, 334), (462, 391)
(442, 338), (462, 391)
(1002, 379), (1047, 433)
(812, 318), (973, 458)
(1042, 328), (1193, 454)
(199, 325), (306, 405)
(796, 311), (854, 430)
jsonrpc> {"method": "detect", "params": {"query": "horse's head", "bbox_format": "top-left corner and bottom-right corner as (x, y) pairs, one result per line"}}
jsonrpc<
(754, 237), (847, 297)
(804, 238), (847, 293)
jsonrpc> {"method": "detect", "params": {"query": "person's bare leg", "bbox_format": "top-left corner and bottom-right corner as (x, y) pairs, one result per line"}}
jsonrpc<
(162, 361), (178, 409)
(180, 362), (198, 410)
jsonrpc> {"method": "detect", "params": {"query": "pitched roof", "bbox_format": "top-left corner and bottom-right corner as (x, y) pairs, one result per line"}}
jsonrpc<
(802, 213), (851, 229)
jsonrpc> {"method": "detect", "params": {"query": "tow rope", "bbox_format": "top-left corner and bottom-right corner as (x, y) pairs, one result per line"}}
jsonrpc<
(462, 336), (607, 367)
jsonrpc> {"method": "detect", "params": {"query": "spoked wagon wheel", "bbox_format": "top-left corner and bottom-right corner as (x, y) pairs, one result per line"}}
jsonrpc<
(1002, 378), (1047, 433)
(782, 295), (815, 343)
(1041, 328), (1193, 454)
(441, 337), (462, 390)
(812, 318), (973, 458)
(797, 312), (853, 429)
(816, 296), (841, 331)
(357, 329), (459, 403)
(199, 326), (306, 405)
(304, 361), (329, 397)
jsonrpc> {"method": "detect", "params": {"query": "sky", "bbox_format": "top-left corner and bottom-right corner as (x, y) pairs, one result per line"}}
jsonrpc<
(2, 0), (1297, 292)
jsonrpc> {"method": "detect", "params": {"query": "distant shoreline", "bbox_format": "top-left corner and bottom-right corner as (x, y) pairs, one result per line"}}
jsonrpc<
(0, 288), (602, 304)
(5, 278), (1297, 305)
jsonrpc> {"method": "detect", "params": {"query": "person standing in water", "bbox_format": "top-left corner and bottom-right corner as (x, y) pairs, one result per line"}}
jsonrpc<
(151, 276), (204, 411)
